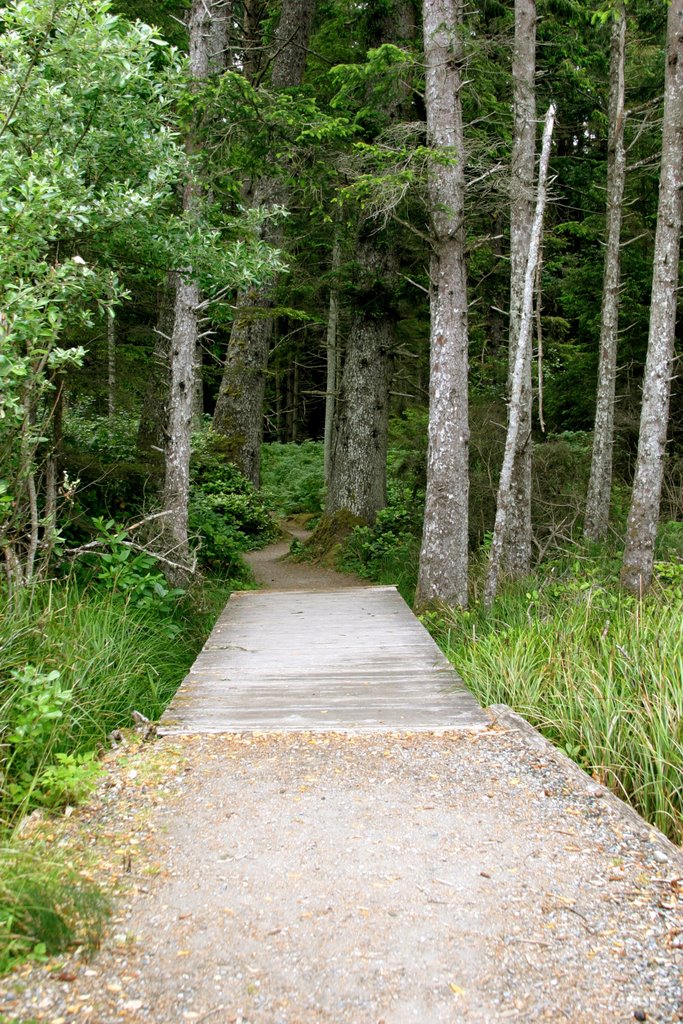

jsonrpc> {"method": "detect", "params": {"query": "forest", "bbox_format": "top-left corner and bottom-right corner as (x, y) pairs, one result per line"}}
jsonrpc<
(0, 0), (681, 967)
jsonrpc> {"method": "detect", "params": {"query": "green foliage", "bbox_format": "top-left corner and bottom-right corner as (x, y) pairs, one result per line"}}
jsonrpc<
(86, 517), (184, 624)
(339, 505), (420, 603)
(426, 553), (683, 843)
(188, 431), (277, 573)
(0, 846), (110, 972)
(0, 576), (230, 827)
(260, 442), (325, 516)
(1, 664), (102, 819)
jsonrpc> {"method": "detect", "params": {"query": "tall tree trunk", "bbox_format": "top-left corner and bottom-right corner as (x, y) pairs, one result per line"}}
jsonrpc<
(212, 0), (316, 486)
(621, 0), (683, 594)
(324, 226), (342, 486)
(326, 240), (393, 522)
(584, 4), (627, 542)
(162, 0), (229, 567)
(324, 0), (414, 519)
(485, 105), (556, 608)
(107, 278), (116, 420)
(137, 283), (174, 477)
(502, 0), (536, 575)
(415, 0), (470, 609)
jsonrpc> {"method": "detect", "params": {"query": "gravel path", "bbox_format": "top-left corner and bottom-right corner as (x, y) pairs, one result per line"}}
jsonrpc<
(2, 543), (681, 1024)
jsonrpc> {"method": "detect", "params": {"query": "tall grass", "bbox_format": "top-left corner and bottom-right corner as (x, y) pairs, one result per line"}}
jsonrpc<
(0, 575), (231, 971)
(1, 581), (225, 766)
(426, 559), (683, 843)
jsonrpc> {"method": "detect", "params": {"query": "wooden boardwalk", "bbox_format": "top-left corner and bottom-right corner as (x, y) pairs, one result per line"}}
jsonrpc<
(159, 585), (488, 733)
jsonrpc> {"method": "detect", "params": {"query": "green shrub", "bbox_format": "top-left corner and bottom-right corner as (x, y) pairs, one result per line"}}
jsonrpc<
(0, 577), (230, 827)
(339, 505), (421, 602)
(189, 431), (277, 571)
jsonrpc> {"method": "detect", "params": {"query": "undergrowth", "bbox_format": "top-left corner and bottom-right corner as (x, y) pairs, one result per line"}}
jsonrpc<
(260, 441), (325, 517)
(0, 572), (232, 972)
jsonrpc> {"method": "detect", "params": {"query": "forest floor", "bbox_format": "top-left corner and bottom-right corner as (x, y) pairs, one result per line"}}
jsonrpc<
(1, 537), (682, 1024)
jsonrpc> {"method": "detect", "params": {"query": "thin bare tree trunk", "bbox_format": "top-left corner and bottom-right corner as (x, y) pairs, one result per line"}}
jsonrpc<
(621, 0), (683, 593)
(137, 284), (174, 476)
(503, 0), (537, 575)
(485, 105), (556, 608)
(107, 278), (116, 420)
(163, 0), (229, 566)
(416, 0), (470, 609)
(212, 0), (316, 486)
(324, 227), (342, 486)
(584, 4), (627, 543)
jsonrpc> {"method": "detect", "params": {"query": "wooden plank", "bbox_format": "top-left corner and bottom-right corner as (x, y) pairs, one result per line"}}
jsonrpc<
(159, 586), (488, 734)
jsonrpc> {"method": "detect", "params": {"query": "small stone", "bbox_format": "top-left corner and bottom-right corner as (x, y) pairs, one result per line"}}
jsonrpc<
(651, 850), (669, 864)
(633, 1010), (647, 1022)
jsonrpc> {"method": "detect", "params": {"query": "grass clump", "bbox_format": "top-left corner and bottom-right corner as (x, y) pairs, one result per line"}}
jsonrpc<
(424, 552), (683, 843)
(0, 845), (110, 972)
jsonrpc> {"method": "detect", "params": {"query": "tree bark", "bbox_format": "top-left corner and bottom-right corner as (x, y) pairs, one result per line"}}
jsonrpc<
(212, 0), (316, 486)
(326, 240), (393, 523)
(107, 278), (116, 420)
(416, 0), (470, 609)
(502, 0), (537, 575)
(164, 273), (198, 566)
(621, 0), (683, 594)
(137, 283), (173, 473)
(584, 4), (627, 543)
(163, 0), (229, 566)
(324, 226), (342, 486)
(485, 105), (556, 608)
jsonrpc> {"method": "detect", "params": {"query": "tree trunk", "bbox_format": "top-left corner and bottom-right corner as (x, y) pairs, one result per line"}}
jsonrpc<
(485, 105), (556, 609)
(212, 0), (316, 486)
(163, 274), (198, 567)
(137, 283), (173, 475)
(502, 0), (536, 575)
(621, 0), (683, 594)
(415, 0), (470, 609)
(162, 0), (228, 567)
(324, 227), (342, 486)
(107, 278), (116, 420)
(325, 240), (393, 523)
(584, 4), (627, 543)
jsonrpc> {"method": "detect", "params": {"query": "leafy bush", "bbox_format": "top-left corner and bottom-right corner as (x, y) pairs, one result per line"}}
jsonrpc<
(84, 517), (185, 625)
(339, 505), (421, 602)
(189, 431), (277, 572)
(260, 441), (325, 516)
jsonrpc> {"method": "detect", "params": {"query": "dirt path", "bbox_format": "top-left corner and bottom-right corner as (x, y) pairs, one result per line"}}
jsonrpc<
(243, 520), (361, 591)
(1, 542), (681, 1024)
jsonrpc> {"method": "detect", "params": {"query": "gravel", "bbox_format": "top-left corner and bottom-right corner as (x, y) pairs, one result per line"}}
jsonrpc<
(2, 726), (681, 1024)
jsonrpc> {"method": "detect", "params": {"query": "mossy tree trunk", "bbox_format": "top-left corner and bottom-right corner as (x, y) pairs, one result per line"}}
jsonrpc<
(212, 0), (316, 487)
